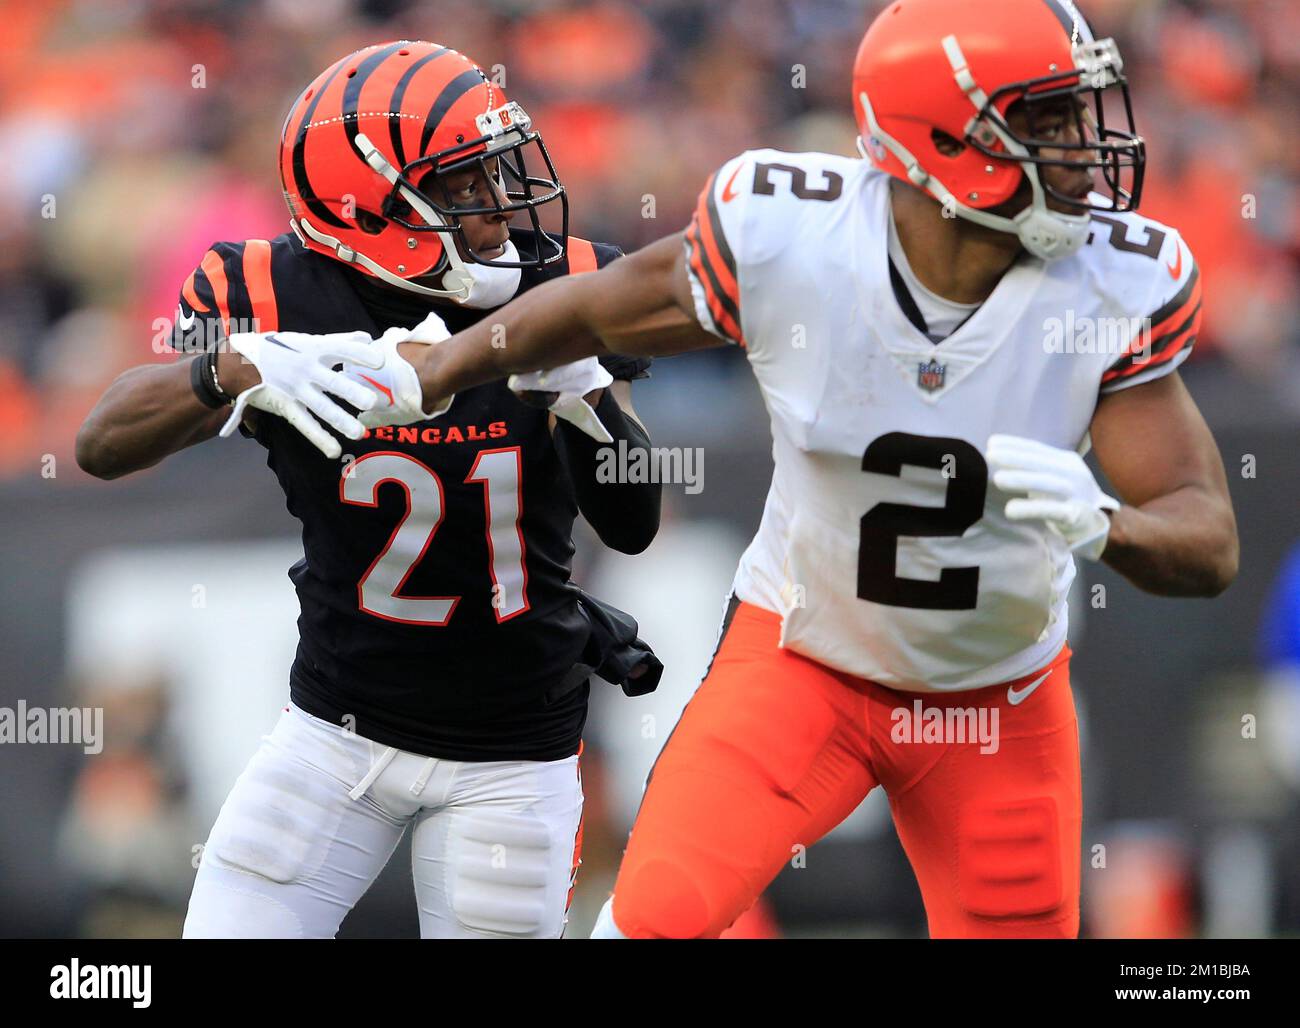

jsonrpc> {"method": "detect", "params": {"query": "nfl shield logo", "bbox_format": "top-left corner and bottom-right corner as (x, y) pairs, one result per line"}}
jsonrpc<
(917, 358), (946, 392)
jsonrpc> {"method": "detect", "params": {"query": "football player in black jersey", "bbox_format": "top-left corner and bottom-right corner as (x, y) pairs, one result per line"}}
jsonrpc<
(76, 41), (663, 938)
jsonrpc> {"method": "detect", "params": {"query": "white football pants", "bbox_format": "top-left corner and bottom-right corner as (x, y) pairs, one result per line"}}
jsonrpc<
(183, 703), (583, 938)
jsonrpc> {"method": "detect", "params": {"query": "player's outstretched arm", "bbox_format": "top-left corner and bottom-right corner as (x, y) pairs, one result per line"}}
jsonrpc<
(410, 232), (721, 408)
(78, 330), (382, 478)
(76, 353), (259, 480)
(1089, 372), (1239, 596)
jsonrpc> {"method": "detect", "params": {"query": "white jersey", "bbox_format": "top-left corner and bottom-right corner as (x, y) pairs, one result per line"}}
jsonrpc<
(684, 149), (1202, 692)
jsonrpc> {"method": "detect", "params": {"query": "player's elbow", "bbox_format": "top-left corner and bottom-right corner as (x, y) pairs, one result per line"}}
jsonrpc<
(75, 417), (123, 480)
(595, 501), (661, 555)
(1202, 527), (1239, 597)
(1179, 514), (1238, 597)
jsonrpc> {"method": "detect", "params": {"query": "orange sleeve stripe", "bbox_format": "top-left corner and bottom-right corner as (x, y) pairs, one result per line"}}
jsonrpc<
(687, 219), (744, 346)
(567, 236), (597, 274)
(199, 249), (231, 336)
(1102, 313), (1199, 382)
(181, 269), (210, 313)
(694, 217), (740, 320)
(1111, 274), (1202, 364)
(693, 181), (740, 306)
(686, 222), (724, 331)
(684, 174), (744, 344)
(242, 239), (279, 332)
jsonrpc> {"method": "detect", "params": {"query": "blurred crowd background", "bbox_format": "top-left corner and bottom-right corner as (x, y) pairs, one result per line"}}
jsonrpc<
(1, 0), (1298, 938)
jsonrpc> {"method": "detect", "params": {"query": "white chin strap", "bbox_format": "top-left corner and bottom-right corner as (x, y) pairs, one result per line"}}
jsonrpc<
(293, 131), (522, 307)
(856, 34), (1092, 261)
(451, 239), (524, 308)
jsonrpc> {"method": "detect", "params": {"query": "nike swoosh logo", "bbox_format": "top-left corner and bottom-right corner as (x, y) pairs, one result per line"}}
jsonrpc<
(357, 373), (394, 406)
(177, 308), (196, 331)
(1007, 670), (1052, 706)
(721, 163), (745, 203)
(1166, 243), (1183, 280)
(264, 333), (299, 352)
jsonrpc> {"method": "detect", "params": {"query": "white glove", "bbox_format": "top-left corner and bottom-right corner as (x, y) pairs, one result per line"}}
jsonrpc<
(219, 330), (383, 459)
(508, 358), (614, 443)
(353, 312), (454, 428)
(986, 434), (1120, 561)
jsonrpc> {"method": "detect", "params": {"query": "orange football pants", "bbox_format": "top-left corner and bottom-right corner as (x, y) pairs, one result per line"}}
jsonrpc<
(612, 601), (1081, 938)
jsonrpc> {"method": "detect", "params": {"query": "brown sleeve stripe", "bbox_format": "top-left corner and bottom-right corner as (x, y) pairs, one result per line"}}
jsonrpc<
(686, 173), (744, 346)
(1108, 265), (1201, 364)
(1103, 263), (1203, 382)
(702, 176), (739, 296)
(1103, 302), (1201, 382)
(694, 176), (740, 314)
(686, 218), (744, 346)
(1101, 331), (1196, 384)
(241, 239), (279, 332)
(1148, 263), (1201, 335)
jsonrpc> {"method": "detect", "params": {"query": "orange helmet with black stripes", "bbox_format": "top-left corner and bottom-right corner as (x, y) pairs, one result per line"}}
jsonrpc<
(852, 0), (1145, 259)
(279, 41), (567, 302)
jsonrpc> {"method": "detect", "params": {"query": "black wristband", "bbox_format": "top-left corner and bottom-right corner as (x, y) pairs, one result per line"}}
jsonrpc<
(190, 350), (227, 409)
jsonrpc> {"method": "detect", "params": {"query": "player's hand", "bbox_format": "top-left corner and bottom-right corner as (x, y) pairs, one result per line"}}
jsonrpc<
(219, 330), (383, 459)
(986, 433), (1120, 561)
(509, 358), (614, 443)
(352, 312), (455, 428)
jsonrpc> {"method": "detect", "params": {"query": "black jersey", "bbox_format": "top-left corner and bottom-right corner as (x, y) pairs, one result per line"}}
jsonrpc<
(171, 229), (649, 761)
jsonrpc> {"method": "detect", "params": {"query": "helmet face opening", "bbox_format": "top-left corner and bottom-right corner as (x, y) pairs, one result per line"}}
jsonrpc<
(381, 120), (568, 270)
(971, 45), (1145, 215)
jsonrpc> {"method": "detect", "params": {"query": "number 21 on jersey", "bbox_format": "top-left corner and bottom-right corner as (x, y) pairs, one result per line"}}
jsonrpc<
(340, 449), (528, 626)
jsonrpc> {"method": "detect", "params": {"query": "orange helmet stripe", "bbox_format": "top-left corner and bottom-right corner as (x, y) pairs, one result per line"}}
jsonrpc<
(386, 47), (450, 166)
(418, 68), (490, 157)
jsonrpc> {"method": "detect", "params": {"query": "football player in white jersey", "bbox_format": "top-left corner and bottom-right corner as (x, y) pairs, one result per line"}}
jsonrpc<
(347, 0), (1238, 937)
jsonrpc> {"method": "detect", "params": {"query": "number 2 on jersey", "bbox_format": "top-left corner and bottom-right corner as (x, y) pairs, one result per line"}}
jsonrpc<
(857, 432), (987, 611)
(340, 449), (528, 626)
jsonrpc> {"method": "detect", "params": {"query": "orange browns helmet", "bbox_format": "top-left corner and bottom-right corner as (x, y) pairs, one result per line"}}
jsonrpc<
(853, 0), (1145, 260)
(279, 41), (568, 304)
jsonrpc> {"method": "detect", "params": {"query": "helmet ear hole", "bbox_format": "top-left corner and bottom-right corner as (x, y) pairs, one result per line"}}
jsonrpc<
(931, 128), (966, 158)
(354, 208), (387, 235)
(381, 195), (414, 223)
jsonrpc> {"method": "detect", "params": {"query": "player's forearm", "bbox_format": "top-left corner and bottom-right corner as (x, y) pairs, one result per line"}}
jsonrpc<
(415, 274), (610, 402)
(1101, 485), (1239, 596)
(76, 358), (241, 479)
(413, 233), (717, 406)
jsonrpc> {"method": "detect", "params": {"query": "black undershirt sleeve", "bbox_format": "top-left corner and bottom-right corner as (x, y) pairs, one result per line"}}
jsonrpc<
(554, 387), (661, 555)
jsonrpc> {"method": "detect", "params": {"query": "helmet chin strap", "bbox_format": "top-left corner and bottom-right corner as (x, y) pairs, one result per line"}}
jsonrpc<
(296, 132), (524, 307)
(857, 81), (1091, 261)
(448, 239), (523, 308)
